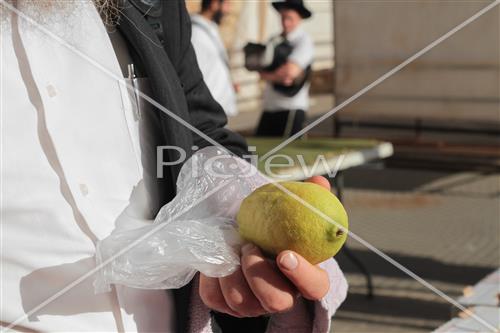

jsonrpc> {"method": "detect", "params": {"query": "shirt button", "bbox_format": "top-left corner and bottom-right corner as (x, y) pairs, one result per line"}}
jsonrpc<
(79, 184), (89, 197)
(46, 84), (57, 98)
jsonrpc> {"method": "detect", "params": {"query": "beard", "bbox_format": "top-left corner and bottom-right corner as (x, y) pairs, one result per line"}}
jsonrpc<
(94, 0), (122, 26)
(1, 0), (122, 26)
(212, 9), (224, 26)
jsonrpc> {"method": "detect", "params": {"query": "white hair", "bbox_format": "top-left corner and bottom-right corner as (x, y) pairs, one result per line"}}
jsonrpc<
(1, 0), (122, 26)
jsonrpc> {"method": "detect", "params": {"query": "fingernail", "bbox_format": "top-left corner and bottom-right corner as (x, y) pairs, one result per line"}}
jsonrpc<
(280, 252), (298, 270)
(241, 243), (255, 255)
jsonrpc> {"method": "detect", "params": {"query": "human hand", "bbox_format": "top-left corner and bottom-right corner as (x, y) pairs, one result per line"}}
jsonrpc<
(199, 176), (332, 318)
(275, 62), (303, 86)
(258, 71), (275, 82)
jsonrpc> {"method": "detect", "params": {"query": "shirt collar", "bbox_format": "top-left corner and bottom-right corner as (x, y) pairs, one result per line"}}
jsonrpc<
(285, 26), (305, 42)
(191, 14), (218, 33)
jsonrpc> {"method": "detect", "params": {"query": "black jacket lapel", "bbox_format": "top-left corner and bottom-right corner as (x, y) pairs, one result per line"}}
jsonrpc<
(118, 0), (194, 199)
(117, 2), (194, 332)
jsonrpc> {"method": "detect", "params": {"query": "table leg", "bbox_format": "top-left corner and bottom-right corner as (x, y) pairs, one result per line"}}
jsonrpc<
(334, 171), (344, 202)
(333, 172), (374, 299)
(342, 245), (374, 299)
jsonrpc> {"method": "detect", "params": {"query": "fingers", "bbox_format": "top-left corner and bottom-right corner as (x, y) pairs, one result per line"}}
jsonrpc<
(202, 246), (326, 317)
(219, 268), (267, 317)
(199, 274), (242, 318)
(276, 251), (330, 301)
(282, 78), (293, 86)
(305, 176), (331, 191)
(240, 243), (296, 313)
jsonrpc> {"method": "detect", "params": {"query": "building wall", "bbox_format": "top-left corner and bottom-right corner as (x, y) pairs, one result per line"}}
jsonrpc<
(334, 0), (500, 131)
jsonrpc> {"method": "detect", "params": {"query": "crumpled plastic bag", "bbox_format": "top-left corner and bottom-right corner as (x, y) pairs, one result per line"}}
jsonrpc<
(94, 146), (269, 293)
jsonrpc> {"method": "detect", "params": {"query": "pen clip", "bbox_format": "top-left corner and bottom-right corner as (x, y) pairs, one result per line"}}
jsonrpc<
(127, 64), (142, 121)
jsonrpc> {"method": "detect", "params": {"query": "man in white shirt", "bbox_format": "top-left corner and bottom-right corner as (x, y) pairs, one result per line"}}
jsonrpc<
(1, 0), (346, 332)
(256, 0), (314, 137)
(191, 0), (238, 117)
(2, 1), (178, 331)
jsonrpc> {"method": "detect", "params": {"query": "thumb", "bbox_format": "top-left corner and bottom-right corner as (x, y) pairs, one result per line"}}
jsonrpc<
(276, 251), (330, 301)
(305, 176), (331, 191)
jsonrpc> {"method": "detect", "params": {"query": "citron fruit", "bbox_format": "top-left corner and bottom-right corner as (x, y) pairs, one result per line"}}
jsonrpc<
(237, 181), (348, 264)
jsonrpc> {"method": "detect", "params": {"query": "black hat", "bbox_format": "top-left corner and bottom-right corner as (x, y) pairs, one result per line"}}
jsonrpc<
(272, 0), (312, 19)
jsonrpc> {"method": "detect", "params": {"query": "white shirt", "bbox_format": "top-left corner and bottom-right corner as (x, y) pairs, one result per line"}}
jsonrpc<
(1, 1), (175, 331)
(262, 27), (314, 111)
(191, 14), (238, 117)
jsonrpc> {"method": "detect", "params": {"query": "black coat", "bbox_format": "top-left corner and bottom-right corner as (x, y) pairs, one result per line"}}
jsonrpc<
(116, 1), (263, 332)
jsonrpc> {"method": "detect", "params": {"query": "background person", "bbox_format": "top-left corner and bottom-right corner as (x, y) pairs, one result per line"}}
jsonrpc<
(256, 0), (314, 137)
(191, 0), (238, 117)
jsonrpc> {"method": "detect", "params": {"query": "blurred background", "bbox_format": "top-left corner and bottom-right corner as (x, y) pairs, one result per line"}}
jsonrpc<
(187, 1), (500, 331)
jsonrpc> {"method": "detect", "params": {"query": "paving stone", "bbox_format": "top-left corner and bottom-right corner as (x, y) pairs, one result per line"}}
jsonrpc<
(331, 168), (499, 332)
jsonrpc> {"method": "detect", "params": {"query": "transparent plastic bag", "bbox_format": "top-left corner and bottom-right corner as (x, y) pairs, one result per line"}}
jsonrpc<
(94, 146), (269, 292)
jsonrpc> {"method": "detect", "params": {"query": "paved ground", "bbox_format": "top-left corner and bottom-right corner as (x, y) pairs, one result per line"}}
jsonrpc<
(331, 167), (500, 332)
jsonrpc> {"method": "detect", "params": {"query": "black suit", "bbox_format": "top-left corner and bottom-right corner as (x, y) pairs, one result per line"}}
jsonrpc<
(116, 1), (269, 332)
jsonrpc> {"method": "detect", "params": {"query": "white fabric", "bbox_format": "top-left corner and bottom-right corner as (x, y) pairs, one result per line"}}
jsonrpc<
(1, 1), (175, 331)
(191, 14), (238, 117)
(262, 27), (314, 111)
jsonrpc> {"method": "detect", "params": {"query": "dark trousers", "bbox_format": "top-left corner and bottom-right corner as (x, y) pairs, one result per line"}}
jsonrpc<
(255, 109), (306, 137)
(214, 313), (269, 333)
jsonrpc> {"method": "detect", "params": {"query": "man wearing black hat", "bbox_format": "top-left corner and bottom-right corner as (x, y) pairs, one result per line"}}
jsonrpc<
(256, 0), (314, 137)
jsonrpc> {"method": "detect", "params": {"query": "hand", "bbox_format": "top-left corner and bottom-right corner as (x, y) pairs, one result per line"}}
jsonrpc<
(233, 82), (241, 94)
(258, 71), (275, 82)
(199, 176), (332, 318)
(275, 62), (303, 86)
(259, 62), (302, 86)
